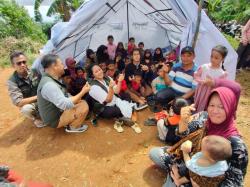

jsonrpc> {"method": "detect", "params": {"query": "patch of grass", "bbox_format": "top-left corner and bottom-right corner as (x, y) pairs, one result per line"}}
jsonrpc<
(0, 37), (44, 67)
(223, 33), (240, 50)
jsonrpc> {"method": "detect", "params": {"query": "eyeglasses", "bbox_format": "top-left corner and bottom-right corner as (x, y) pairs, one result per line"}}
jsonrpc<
(16, 61), (27, 66)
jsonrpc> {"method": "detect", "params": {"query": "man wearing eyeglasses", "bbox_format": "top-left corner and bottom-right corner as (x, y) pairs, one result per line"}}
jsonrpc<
(7, 51), (46, 128)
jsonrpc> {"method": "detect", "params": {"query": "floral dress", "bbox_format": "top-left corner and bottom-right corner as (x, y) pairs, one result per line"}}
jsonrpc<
(163, 112), (248, 187)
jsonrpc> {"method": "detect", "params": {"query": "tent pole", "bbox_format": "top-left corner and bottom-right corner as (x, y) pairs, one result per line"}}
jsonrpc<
(126, 0), (130, 43)
(192, 0), (204, 49)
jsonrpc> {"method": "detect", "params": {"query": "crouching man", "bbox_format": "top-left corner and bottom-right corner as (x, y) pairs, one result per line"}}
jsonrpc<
(7, 51), (45, 128)
(38, 54), (90, 133)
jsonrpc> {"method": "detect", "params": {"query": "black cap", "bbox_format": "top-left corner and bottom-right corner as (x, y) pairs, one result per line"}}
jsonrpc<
(181, 46), (195, 54)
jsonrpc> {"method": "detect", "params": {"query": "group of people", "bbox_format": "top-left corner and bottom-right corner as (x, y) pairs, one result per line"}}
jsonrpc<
(5, 34), (248, 186)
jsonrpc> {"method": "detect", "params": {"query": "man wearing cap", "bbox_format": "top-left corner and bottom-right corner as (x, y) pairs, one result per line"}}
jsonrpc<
(7, 51), (45, 128)
(37, 54), (90, 133)
(156, 46), (198, 106)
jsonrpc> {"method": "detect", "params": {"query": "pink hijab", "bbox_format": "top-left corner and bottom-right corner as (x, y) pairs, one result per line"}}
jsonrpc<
(206, 86), (240, 139)
(65, 57), (76, 79)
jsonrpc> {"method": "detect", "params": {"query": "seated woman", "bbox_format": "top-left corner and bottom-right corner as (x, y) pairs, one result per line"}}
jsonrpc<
(153, 47), (163, 64)
(149, 79), (248, 187)
(87, 64), (142, 134)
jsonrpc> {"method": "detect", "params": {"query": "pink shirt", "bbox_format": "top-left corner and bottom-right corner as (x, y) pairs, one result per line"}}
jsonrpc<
(241, 19), (250, 45)
(107, 43), (117, 60)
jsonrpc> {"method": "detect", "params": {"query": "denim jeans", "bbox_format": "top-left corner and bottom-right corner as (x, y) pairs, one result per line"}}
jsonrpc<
(149, 146), (170, 170)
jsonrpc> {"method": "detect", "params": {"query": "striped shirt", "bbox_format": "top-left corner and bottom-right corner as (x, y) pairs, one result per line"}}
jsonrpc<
(169, 62), (198, 94)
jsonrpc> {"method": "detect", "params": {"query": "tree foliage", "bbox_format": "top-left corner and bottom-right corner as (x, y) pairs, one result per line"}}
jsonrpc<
(0, 0), (47, 42)
(208, 0), (250, 24)
(34, 0), (85, 22)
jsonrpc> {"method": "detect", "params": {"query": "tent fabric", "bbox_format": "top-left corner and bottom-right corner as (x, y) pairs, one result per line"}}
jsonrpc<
(39, 0), (237, 80)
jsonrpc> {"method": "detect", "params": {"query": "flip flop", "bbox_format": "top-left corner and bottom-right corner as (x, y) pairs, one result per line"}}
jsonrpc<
(144, 118), (157, 126)
(131, 123), (142, 134)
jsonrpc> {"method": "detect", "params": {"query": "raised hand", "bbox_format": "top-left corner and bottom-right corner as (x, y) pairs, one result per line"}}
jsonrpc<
(109, 80), (115, 89)
(162, 64), (169, 73)
(82, 82), (91, 93)
(118, 73), (125, 82)
(141, 64), (149, 71)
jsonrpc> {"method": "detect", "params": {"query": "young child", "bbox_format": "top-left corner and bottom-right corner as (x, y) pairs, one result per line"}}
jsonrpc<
(194, 45), (228, 112)
(124, 56), (131, 67)
(166, 49), (177, 64)
(113, 70), (131, 102)
(128, 70), (148, 109)
(157, 97), (189, 144)
(127, 37), (137, 55)
(151, 65), (169, 94)
(115, 53), (125, 72)
(153, 47), (163, 63)
(62, 69), (75, 95)
(106, 35), (116, 60)
(174, 135), (232, 187)
(106, 60), (116, 78)
(73, 66), (87, 94)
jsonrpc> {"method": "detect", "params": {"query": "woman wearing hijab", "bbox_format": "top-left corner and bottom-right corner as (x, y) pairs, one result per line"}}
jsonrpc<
(149, 78), (248, 187)
(115, 42), (127, 59)
(143, 49), (153, 63)
(65, 57), (77, 80)
(153, 47), (163, 63)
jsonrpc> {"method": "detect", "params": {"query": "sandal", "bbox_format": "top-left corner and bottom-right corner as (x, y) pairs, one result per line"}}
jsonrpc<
(114, 120), (124, 133)
(144, 118), (157, 126)
(131, 123), (142, 134)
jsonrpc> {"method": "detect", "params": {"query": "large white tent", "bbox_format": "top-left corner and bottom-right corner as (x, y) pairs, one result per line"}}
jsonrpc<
(38, 0), (238, 79)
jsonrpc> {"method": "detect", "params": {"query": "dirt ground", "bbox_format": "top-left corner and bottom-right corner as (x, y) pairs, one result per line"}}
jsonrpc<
(0, 68), (249, 187)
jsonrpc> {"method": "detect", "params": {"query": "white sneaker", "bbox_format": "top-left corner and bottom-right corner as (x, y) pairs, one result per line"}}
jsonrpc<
(135, 103), (148, 111)
(114, 120), (124, 133)
(34, 119), (47, 128)
(65, 125), (88, 133)
(131, 122), (142, 134)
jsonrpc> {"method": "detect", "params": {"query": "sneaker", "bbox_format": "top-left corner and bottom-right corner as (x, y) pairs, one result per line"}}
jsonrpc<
(65, 124), (88, 133)
(34, 119), (47, 128)
(135, 103), (148, 111)
(114, 120), (124, 133)
(91, 118), (98, 127)
(131, 122), (142, 133)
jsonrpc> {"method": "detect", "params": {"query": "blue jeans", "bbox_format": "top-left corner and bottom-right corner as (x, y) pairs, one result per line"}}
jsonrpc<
(149, 146), (170, 171)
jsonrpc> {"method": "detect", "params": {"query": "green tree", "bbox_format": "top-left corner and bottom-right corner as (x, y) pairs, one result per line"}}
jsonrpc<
(0, 0), (46, 42)
(207, 0), (250, 24)
(34, 0), (85, 22)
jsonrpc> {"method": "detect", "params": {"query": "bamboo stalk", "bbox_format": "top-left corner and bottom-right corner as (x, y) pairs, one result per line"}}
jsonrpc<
(192, 0), (204, 48)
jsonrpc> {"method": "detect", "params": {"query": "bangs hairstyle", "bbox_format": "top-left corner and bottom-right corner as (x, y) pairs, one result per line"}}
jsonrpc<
(212, 45), (228, 59)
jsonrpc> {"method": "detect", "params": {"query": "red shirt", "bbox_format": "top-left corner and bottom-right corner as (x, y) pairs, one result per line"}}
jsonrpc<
(116, 80), (128, 93)
(131, 80), (140, 91)
(127, 43), (137, 55)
